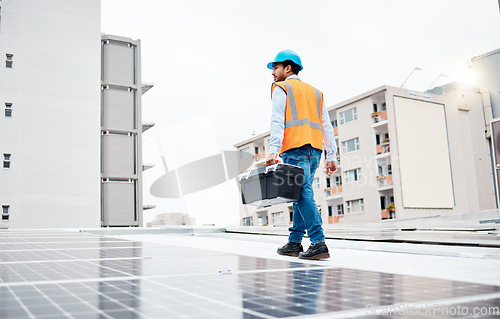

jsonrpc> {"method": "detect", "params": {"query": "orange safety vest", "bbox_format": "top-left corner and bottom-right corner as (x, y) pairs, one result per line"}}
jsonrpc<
(272, 78), (324, 154)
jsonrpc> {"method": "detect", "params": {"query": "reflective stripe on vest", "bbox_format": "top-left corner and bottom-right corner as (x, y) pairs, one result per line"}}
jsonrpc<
(272, 79), (324, 153)
(282, 82), (322, 130)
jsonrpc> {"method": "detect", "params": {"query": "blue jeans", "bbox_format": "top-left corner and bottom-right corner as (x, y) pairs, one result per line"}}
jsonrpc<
(282, 144), (325, 244)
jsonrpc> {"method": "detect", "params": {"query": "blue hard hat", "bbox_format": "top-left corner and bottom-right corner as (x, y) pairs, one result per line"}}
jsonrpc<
(267, 50), (303, 71)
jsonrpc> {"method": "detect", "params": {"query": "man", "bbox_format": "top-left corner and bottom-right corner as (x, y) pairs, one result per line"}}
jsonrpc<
(265, 50), (337, 260)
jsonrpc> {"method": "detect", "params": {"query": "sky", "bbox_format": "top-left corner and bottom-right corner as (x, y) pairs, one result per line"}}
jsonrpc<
(101, 0), (500, 226)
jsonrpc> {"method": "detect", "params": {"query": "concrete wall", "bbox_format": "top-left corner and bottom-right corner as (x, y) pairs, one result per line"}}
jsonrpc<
(439, 87), (496, 212)
(0, 0), (101, 228)
(387, 86), (495, 220)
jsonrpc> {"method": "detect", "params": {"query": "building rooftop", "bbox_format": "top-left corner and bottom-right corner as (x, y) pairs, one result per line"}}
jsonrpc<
(234, 131), (271, 148)
(471, 48), (500, 62)
(1, 213), (500, 318)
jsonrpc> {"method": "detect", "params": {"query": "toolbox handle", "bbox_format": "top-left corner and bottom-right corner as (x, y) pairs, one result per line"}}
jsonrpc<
(239, 170), (251, 181)
(265, 164), (279, 174)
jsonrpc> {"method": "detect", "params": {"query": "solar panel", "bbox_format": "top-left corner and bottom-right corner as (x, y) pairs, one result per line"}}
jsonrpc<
(1, 229), (499, 318)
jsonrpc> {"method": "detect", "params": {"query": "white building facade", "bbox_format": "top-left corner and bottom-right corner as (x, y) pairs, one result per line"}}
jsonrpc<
(236, 84), (496, 226)
(0, 0), (102, 228)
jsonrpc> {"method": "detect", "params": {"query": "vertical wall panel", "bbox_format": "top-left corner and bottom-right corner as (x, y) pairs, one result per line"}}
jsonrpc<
(393, 96), (454, 208)
(102, 134), (135, 177)
(102, 87), (135, 131)
(102, 42), (135, 86)
(101, 35), (142, 227)
(102, 182), (136, 225)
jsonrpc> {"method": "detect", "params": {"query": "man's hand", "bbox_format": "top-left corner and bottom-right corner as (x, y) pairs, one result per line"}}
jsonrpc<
(265, 153), (279, 166)
(326, 161), (337, 176)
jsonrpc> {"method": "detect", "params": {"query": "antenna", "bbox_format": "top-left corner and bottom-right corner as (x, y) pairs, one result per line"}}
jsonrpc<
(426, 73), (448, 91)
(400, 67), (423, 88)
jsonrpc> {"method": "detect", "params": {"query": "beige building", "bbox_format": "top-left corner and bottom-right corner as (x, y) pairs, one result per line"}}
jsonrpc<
(235, 84), (496, 226)
(148, 213), (195, 227)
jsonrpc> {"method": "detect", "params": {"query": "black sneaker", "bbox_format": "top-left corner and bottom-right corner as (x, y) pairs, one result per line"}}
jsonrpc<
(298, 242), (330, 260)
(277, 242), (303, 257)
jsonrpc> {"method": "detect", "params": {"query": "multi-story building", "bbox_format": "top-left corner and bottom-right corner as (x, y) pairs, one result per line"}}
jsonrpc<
(235, 84), (496, 226)
(0, 1), (153, 228)
(147, 213), (195, 227)
(0, 0), (102, 228)
(101, 34), (154, 227)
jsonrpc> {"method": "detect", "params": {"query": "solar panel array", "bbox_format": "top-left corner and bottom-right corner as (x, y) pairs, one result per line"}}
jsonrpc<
(1, 230), (499, 318)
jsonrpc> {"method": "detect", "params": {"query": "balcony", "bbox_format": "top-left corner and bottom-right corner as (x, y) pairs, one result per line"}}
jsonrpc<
(254, 152), (266, 162)
(377, 175), (393, 188)
(324, 185), (342, 197)
(142, 122), (155, 133)
(372, 110), (387, 124)
(381, 209), (396, 220)
(142, 163), (155, 171)
(376, 142), (390, 155)
(334, 126), (338, 136)
(328, 215), (344, 224)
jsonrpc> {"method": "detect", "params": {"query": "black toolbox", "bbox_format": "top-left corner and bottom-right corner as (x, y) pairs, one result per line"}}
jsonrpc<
(238, 163), (304, 207)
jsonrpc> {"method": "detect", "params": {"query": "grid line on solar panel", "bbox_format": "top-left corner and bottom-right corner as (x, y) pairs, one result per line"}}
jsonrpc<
(0, 242), (154, 251)
(51, 282), (121, 319)
(3, 230), (500, 319)
(2, 271), (500, 319)
(64, 280), (255, 319)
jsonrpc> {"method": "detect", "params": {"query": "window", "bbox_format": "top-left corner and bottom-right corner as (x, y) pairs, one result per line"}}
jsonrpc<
(378, 166), (383, 176)
(256, 213), (268, 226)
(313, 177), (320, 190)
(380, 196), (387, 210)
(339, 108), (357, 125)
(335, 176), (342, 186)
(337, 204), (344, 215)
(388, 165), (392, 175)
(5, 54), (12, 68)
(341, 137), (359, 153)
(254, 147), (259, 154)
(326, 177), (331, 188)
(331, 119), (338, 128)
(289, 211), (293, 222)
(381, 102), (387, 111)
(346, 199), (364, 213)
(328, 206), (333, 217)
(272, 212), (284, 224)
(5, 103), (12, 117)
(2, 205), (9, 221)
(243, 217), (253, 226)
(344, 168), (361, 184)
(3, 153), (11, 169)
(373, 104), (378, 113)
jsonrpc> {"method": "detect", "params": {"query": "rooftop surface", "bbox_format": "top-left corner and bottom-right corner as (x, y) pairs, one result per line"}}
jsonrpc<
(1, 220), (500, 318)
